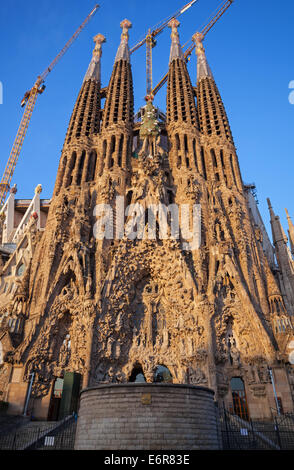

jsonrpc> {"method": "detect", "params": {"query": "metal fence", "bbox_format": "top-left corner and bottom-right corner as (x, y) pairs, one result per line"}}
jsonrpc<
(219, 407), (294, 450)
(0, 416), (77, 450)
(2, 408), (294, 451)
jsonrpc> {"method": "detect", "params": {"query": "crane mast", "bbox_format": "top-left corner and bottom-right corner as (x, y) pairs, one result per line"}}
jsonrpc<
(0, 4), (99, 208)
(151, 0), (234, 98)
(130, 0), (199, 101)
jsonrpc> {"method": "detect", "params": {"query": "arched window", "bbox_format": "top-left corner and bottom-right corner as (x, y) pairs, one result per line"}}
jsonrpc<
(57, 155), (67, 194)
(193, 139), (198, 171)
(184, 135), (188, 153)
(154, 365), (173, 383)
(230, 154), (237, 187)
(16, 263), (25, 277)
(109, 136), (116, 168)
(100, 140), (107, 176)
(76, 150), (86, 186)
(86, 150), (97, 182)
(126, 190), (133, 207)
(129, 366), (146, 383)
(211, 149), (218, 167)
(102, 140), (107, 160)
(65, 152), (77, 188)
(220, 149), (225, 167)
(201, 147), (207, 180)
(118, 135), (124, 167)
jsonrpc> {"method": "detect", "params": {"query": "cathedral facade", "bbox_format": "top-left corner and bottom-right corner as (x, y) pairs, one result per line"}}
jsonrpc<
(0, 18), (294, 422)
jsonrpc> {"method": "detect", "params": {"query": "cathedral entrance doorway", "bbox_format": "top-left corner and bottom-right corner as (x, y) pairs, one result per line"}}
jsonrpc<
(230, 377), (249, 421)
(47, 377), (64, 421)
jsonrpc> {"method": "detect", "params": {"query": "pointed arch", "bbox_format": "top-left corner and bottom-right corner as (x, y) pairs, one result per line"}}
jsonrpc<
(76, 150), (86, 186)
(86, 150), (97, 182)
(65, 152), (77, 188)
(117, 134), (124, 167)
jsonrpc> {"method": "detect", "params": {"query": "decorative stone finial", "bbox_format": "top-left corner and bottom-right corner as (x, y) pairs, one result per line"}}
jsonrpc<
(120, 19), (132, 38)
(115, 19), (132, 63)
(192, 32), (213, 81)
(168, 19), (183, 63)
(267, 198), (273, 210)
(192, 32), (204, 53)
(267, 198), (275, 219)
(10, 184), (17, 195)
(286, 209), (294, 256)
(35, 184), (42, 195)
(168, 18), (180, 32)
(93, 34), (106, 59)
(83, 33), (106, 83)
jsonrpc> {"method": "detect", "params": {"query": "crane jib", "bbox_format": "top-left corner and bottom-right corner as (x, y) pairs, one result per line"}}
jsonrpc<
(181, 0), (197, 14)
(90, 5), (100, 16)
(0, 4), (100, 206)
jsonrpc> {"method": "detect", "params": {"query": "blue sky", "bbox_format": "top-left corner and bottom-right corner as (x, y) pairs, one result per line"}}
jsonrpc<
(0, 0), (293, 241)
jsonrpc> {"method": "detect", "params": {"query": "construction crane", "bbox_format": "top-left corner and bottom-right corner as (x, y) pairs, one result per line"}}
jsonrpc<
(130, 0), (199, 102)
(151, 0), (234, 98)
(0, 4), (100, 208)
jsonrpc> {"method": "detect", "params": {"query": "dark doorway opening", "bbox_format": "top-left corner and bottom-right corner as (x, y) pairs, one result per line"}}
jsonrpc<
(129, 366), (146, 383)
(47, 377), (64, 421)
(154, 365), (173, 383)
(230, 377), (249, 421)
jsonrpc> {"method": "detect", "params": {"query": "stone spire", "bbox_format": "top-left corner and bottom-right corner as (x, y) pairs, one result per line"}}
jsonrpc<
(115, 19), (132, 63)
(267, 199), (294, 312)
(286, 209), (294, 256)
(99, 19), (134, 176)
(267, 199), (288, 245)
(168, 19), (183, 63)
(193, 33), (213, 81)
(83, 34), (106, 83)
(63, 33), (106, 146)
(166, 18), (199, 176)
(53, 34), (105, 196)
(194, 33), (233, 144)
(166, 19), (197, 128)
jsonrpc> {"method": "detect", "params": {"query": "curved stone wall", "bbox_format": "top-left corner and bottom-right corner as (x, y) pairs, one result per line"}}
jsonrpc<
(74, 383), (221, 450)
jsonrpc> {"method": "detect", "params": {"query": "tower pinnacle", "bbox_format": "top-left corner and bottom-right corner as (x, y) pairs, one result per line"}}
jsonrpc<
(115, 19), (132, 63)
(83, 34), (106, 83)
(267, 198), (275, 220)
(286, 208), (294, 256)
(192, 32), (213, 81)
(168, 18), (183, 63)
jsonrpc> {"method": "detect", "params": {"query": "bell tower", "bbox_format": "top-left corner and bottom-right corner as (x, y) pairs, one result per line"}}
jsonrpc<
(54, 34), (106, 198)
(99, 19), (134, 195)
(166, 19), (202, 181)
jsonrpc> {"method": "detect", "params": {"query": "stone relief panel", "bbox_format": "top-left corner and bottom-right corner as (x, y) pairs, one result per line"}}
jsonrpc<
(91, 238), (209, 386)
